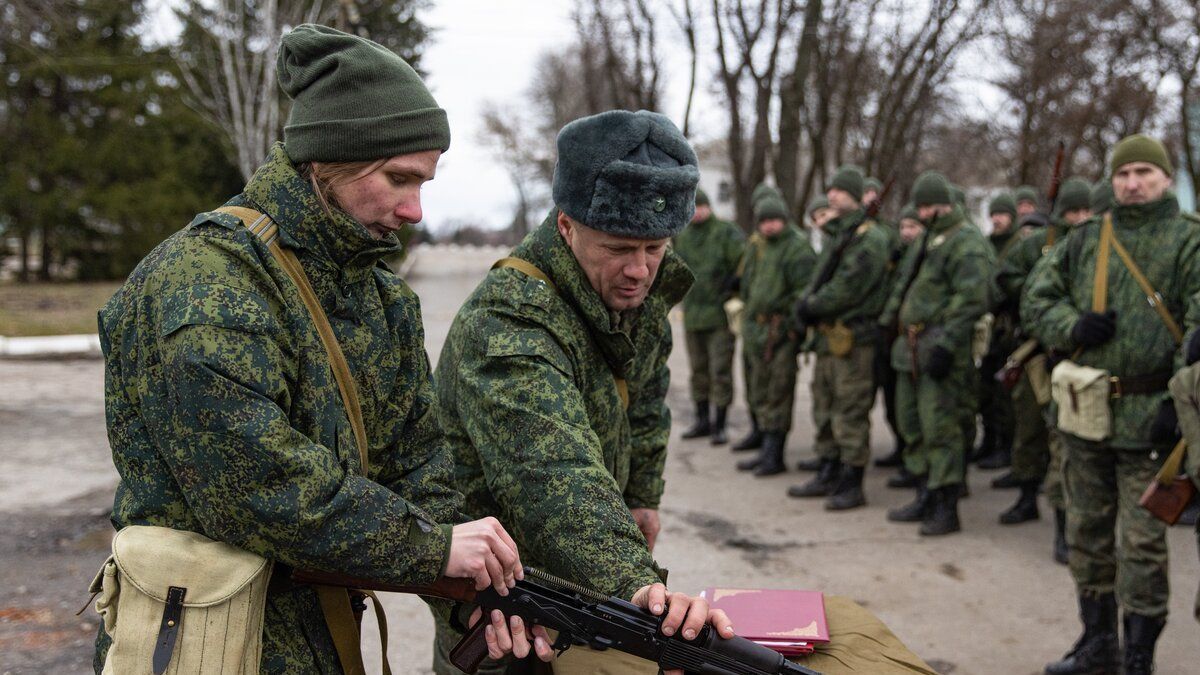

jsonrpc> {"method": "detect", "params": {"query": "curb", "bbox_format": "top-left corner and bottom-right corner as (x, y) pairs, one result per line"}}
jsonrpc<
(0, 334), (103, 359)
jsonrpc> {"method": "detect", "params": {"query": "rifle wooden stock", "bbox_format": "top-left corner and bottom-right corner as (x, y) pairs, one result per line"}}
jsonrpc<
(291, 569), (478, 603)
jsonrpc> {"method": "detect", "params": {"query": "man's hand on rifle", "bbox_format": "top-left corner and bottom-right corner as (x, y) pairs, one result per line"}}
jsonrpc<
(630, 507), (661, 552)
(468, 607), (554, 662)
(631, 583), (735, 675)
(447, 516), (523, 594)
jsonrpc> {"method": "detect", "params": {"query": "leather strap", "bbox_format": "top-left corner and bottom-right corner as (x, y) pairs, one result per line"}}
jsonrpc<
(315, 584), (367, 675)
(1092, 215), (1113, 314)
(1092, 214), (1183, 345)
(493, 256), (630, 410)
(1156, 439), (1188, 484)
(152, 586), (186, 674)
(1109, 372), (1172, 398)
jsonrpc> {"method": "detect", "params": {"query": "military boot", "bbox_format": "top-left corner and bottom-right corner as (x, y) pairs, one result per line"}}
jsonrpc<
(1044, 593), (1119, 675)
(999, 481), (1040, 525)
(1054, 508), (1069, 565)
(887, 476), (930, 522)
(681, 400), (711, 439)
(976, 445), (1011, 470)
(795, 455), (823, 471)
(753, 432), (786, 477)
(788, 458), (840, 497)
(887, 466), (920, 489)
(732, 415), (763, 452)
(710, 406), (729, 446)
(991, 470), (1020, 489)
(825, 465), (866, 511)
(919, 485), (961, 536)
(1121, 613), (1165, 675)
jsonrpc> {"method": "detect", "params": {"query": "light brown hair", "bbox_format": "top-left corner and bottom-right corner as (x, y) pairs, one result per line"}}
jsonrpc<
(300, 159), (387, 219)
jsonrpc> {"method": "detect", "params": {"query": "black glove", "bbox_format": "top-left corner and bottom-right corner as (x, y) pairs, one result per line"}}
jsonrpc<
(721, 274), (741, 295)
(925, 345), (953, 380)
(1186, 330), (1200, 366)
(1070, 310), (1117, 348)
(1149, 399), (1181, 444)
(795, 298), (816, 323)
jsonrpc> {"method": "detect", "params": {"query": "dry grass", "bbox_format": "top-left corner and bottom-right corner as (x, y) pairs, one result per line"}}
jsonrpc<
(0, 282), (122, 336)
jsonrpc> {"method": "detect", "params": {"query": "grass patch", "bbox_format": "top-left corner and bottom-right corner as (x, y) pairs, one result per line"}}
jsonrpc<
(0, 282), (122, 336)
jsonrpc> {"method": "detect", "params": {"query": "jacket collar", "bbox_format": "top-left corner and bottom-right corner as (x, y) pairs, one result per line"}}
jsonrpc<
(1112, 195), (1179, 230)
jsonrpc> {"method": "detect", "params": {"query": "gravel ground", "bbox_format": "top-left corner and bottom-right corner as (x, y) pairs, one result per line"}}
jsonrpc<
(1, 245), (1196, 674)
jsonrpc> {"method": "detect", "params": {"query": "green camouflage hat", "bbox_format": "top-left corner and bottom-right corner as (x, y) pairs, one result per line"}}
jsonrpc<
(695, 187), (710, 206)
(807, 196), (829, 216)
(755, 195), (789, 223)
(1110, 134), (1172, 175)
(988, 193), (1017, 219)
(912, 171), (952, 207)
(1014, 185), (1039, 207)
(864, 177), (883, 194)
(829, 165), (865, 201)
(752, 182), (783, 206)
(1055, 178), (1091, 214)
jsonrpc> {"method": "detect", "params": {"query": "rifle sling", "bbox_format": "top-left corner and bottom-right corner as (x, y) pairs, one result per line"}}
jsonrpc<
(1091, 215), (1182, 344)
(216, 206), (390, 675)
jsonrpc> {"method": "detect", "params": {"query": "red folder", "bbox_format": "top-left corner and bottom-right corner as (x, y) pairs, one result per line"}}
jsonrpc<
(700, 587), (829, 655)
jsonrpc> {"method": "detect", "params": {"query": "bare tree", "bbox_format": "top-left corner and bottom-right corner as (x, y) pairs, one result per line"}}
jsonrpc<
(1132, 0), (1200, 183)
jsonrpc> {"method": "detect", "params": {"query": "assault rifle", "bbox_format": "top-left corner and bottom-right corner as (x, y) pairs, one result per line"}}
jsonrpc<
(293, 566), (822, 675)
(793, 177), (895, 337)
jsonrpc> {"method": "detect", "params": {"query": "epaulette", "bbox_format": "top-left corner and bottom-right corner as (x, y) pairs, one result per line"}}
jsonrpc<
(855, 219), (875, 236)
(187, 210), (243, 232)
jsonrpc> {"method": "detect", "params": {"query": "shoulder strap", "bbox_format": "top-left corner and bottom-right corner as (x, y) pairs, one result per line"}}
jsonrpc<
(1156, 439), (1188, 484)
(1108, 221), (1184, 345)
(1091, 215), (1113, 314)
(493, 256), (629, 410)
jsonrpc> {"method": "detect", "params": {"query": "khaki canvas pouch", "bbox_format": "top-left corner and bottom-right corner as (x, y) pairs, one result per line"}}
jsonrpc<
(91, 525), (271, 674)
(1051, 360), (1112, 441)
(971, 312), (994, 365)
(724, 297), (745, 337)
(1025, 353), (1052, 406)
(819, 320), (854, 357)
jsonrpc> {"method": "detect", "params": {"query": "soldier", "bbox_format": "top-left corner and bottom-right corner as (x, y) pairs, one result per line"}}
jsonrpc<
(734, 196), (818, 476)
(93, 25), (547, 673)
(881, 171), (994, 536)
(974, 193), (1020, 470)
(674, 188), (745, 445)
(881, 206), (925, 485)
(897, 205), (925, 245)
(1026, 135), (1200, 675)
(994, 179), (1092, 541)
(863, 176), (884, 206)
(1016, 185), (1040, 217)
(433, 110), (733, 674)
(1090, 180), (1114, 215)
(787, 166), (892, 510)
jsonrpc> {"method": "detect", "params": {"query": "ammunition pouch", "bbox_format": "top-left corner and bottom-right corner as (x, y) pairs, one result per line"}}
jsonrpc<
(818, 320), (855, 358)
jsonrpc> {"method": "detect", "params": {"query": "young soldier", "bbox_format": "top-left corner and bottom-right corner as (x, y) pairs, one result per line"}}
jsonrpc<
(433, 110), (733, 674)
(1026, 135), (1200, 675)
(975, 193), (1021, 470)
(674, 188), (745, 445)
(787, 166), (892, 510)
(881, 171), (994, 536)
(1015, 184), (1040, 218)
(735, 196), (818, 476)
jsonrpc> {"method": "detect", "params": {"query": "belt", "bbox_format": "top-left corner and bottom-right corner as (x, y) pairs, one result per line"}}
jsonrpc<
(754, 312), (785, 325)
(1109, 372), (1171, 399)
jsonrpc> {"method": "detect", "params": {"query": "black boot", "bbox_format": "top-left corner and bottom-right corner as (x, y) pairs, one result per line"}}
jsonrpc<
(753, 432), (786, 476)
(1054, 508), (1069, 565)
(795, 455), (823, 471)
(991, 470), (1020, 489)
(887, 466), (920, 489)
(710, 406), (729, 445)
(1044, 593), (1119, 675)
(1000, 481), (1041, 525)
(825, 465), (866, 511)
(1121, 613), (1165, 675)
(920, 485), (961, 536)
(875, 440), (904, 468)
(788, 458), (840, 497)
(977, 445), (1012, 470)
(887, 476), (930, 522)
(732, 415), (763, 452)
(681, 400), (711, 439)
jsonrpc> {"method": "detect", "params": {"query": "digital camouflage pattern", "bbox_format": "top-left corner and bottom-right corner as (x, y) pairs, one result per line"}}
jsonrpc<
(741, 226), (817, 432)
(435, 212), (691, 601)
(94, 144), (464, 674)
(803, 209), (893, 353)
(684, 328), (735, 407)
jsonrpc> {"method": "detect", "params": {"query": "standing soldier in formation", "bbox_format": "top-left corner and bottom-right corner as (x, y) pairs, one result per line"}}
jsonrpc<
(1016, 185), (1040, 218)
(735, 195), (817, 476)
(433, 110), (734, 673)
(1025, 135), (1200, 675)
(674, 188), (745, 445)
(787, 166), (892, 510)
(882, 171), (994, 536)
(975, 193), (1020, 470)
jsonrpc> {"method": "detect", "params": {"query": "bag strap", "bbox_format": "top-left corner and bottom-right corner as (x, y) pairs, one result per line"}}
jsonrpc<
(1109, 230), (1184, 346)
(216, 206), (388, 675)
(1091, 215), (1113, 314)
(493, 256), (630, 410)
(1155, 438), (1188, 484)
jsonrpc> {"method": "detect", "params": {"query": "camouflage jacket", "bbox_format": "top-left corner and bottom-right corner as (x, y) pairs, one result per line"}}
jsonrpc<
(802, 208), (893, 350)
(672, 213), (745, 332)
(434, 212), (692, 601)
(990, 229), (1020, 263)
(882, 206), (995, 370)
(741, 225), (817, 320)
(1023, 197), (1200, 448)
(97, 144), (463, 673)
(998, 221), (1068, 309)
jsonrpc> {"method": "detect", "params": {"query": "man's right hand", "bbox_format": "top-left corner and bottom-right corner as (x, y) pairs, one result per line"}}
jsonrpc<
(447, 517), (522, 595)
(1071, 310), (1116, 348)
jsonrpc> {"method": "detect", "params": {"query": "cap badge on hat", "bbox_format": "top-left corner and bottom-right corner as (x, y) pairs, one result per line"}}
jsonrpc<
(653, 196), (666, 213)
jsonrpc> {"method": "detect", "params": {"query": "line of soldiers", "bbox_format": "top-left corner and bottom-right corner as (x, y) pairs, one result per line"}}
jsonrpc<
(673, 136), (1200, 674)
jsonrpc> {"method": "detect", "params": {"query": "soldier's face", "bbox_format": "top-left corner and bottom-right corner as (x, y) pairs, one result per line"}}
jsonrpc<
(757, 218), (786, 238)
(326, 150), (441, 240)
(863, 189), (879, 205)
(1017, 201), (1037, 217)
(811, 208), (836, 230)
(825, 187), (859, 215)
(692, 204), (712, 223)
(1112, 162), (1171, 205)
(1063, 208), (1092, 226)
(556, 212), (667, 312)
(990, 212), (1013, 235)
(899, 218), (924, 244)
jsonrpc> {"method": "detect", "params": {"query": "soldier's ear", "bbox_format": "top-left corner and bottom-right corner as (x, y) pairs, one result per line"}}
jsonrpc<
(556, 210), (575, 246)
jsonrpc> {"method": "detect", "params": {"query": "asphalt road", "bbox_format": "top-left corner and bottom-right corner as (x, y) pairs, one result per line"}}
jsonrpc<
(1, 244), (1197, 674)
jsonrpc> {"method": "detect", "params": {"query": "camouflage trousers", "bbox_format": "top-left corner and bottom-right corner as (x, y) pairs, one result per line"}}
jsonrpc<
(1045, 424), (1066, 511)
(1009, 372), (1050, 483)
(742, 319), (799, 433)
(1062, 435), (1170, 618)
(977, 355), (1014, 455)
(895, 360), (973, 490)
(812, 344), (877, 467)
(684, 327), (735, 407)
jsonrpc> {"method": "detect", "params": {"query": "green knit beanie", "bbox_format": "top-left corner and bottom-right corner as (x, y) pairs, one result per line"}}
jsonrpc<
(1014, 185), (1039, 207)
(752, 183), (782, 207)
(899, 203), (919, 223)
(988, 193), (1017, 219)
(829, 165), (864, 201)
(695, 187), (710, 206)
(1090, 181), (1114, 213)
(807, 196), (829, 216)
(865, 177), (883, 194)
(755, 195), (789, 223)
(1110, 134), (1173, 175)
(1055, 178), (1091, 214)
(553, 110), (698, 239)
(912, 171), (951, 207)
(950, 184), (966, 207)
(278, 24), (450, 163)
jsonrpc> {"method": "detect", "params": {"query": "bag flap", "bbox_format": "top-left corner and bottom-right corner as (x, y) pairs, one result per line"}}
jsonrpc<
(1051, 360), (1109, 387)
(112, 526), (269, 607)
